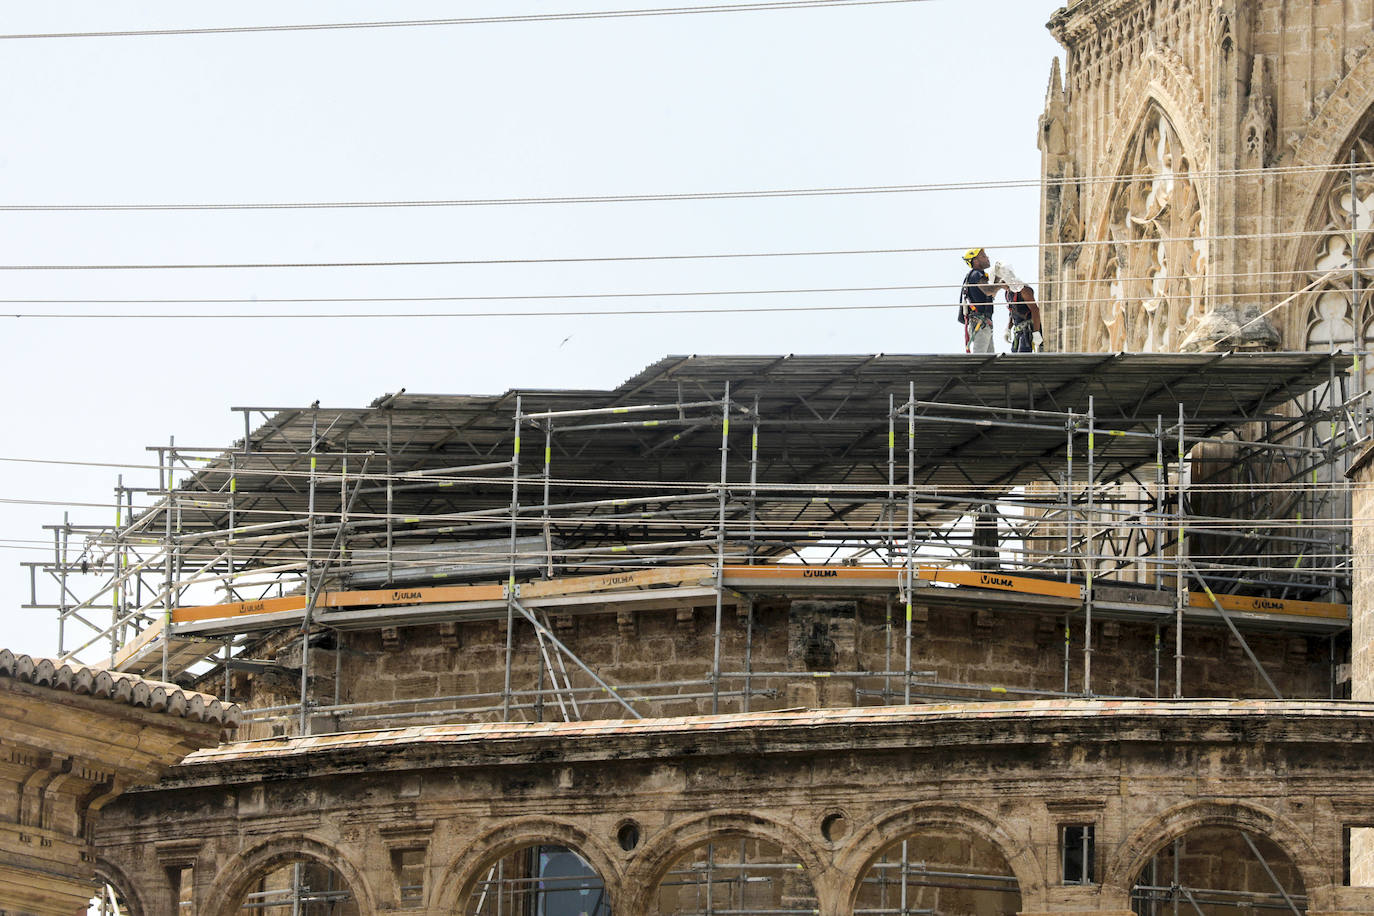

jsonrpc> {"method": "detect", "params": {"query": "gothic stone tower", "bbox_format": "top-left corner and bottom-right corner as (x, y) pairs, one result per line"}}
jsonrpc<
(1040, 0), (1374, 358)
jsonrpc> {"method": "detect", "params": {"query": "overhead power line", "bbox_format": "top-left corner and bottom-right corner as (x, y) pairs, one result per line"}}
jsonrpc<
(0, 0), (927, 41)
(4, 282), (928, 304)
(0, 257), (1362, 311)
(0, 181), (1030, 212)
(1, 452), (1364, 494)
(0, 245), (1356, 275)
(5, 299), (933, 320)
(0, 246), (931, 271)
(0, 161), (1366, 212)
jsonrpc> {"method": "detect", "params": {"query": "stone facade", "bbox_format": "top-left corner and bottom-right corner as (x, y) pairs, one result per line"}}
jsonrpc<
(94, 702), (1374, 915)
(1349, 447), (1374, 704)
(72, 592), (1341, 915)
(224, 597), (1336, 739)
(1345, 446), (1374, 886)
(0, 651), (236, 916)
(1040, 0), (1374, 364)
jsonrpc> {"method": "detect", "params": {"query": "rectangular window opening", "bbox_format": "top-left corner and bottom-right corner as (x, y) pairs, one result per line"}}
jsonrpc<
(391, 848), (425, 906)
(163, 865), (194, 913)
(1344, 825), (1374, 887)
(1060, 823), (1096, 886)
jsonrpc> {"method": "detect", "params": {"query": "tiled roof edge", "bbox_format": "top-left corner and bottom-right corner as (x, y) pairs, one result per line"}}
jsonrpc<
(0, 648), (240, 728)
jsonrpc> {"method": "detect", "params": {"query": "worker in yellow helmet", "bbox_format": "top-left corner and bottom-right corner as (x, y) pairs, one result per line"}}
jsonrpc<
(958, 248), (1005, 353)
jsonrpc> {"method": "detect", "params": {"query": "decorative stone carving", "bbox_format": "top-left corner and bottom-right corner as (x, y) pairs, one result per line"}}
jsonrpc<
(1087, 107), (1206, 352)
(1300, 127), (1374, 358)
(1242, 55), (1274, 167)
(1042, 0), (1374, 353)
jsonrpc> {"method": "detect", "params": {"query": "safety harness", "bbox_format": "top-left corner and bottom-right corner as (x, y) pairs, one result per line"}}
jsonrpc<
(959, 270), (994, 352)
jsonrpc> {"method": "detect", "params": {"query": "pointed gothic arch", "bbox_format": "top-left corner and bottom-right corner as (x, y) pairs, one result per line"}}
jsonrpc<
(1284, 102), (1374, 366)
(1285, 48), (1374, 229)
(1082, 100), (1206, 353)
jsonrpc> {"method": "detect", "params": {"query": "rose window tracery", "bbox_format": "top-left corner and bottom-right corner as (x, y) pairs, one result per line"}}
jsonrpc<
(1088, 108), (1205, 352)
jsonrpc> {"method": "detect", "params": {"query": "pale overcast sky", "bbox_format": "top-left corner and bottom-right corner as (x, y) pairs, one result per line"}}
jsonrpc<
(1, 0), (1064, 658)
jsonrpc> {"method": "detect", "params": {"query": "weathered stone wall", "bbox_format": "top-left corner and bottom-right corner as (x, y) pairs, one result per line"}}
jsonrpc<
(1351, 460), (1374, 703)
(93, 702), (1374, 916)
(0, 654), (234, 916)
(1346, 452), (1374, 886)
(214, 596), (1337, 739)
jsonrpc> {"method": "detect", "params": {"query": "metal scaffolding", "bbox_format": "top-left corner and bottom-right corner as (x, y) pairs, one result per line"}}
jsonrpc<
(21, 352), (1370, 735)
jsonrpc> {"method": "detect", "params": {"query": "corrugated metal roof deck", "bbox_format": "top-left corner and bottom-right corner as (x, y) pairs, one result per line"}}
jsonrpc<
(140, 351), (1350, 562)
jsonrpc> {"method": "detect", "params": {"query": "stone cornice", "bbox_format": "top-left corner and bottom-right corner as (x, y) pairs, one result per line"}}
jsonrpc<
(1049, 0), (1153, 48)
(154, 699), (1374, 789)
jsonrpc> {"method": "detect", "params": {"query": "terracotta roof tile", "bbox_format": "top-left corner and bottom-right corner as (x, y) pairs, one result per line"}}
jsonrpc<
(0, 648), (240, 727)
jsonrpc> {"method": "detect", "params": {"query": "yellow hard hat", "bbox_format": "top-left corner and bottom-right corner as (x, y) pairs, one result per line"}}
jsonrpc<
(962, 247), (985, 264)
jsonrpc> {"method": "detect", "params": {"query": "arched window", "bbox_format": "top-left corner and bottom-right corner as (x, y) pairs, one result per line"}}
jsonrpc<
(1130, 826), (1305, 914)
(654, 837), (816, 915)
(462, 844), (610, 916)
(231, 859), (358, 916)
(855, 827), (1021, 915)
(1087, 106), (1205, 353)
(1302, 125), (1374, 369)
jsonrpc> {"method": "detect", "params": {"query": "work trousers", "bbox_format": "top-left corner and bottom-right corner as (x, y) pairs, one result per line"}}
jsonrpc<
(1011, 320), (1035, 353)
(967, 322), (994, 353)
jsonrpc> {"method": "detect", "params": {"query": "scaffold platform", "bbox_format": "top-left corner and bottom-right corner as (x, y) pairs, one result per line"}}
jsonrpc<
(28, 352), (1365, 707)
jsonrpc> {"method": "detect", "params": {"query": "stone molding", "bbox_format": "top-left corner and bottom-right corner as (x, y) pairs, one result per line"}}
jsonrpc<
(1049, 0), (1151, 45)
(165, 698), (1374, 782)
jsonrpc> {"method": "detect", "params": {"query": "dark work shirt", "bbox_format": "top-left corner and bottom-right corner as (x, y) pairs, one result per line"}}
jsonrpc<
(963, 268), (994, 318)
(1008, 285), (1036, 322)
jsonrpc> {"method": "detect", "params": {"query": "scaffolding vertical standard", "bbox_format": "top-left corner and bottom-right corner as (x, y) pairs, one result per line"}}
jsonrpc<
(711, 382), (729, 715)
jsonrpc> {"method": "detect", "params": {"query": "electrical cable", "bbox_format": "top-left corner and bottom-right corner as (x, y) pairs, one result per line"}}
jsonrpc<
(0, 254), (1369, 319)
(1, 160), (1372, 212)
(0, 242), (1367, 274)
(0, 289), (1351, 319)
(0, 264), (1360, 300)
(0, 230), (1364, 304)
(0, 0), (931, 42)
(8, 455), (1374, 502)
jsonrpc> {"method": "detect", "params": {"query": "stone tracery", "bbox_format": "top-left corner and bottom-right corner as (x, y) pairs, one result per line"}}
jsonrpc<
(1301, 127), (1374, 362)
(1088, 106), (1206, 352)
